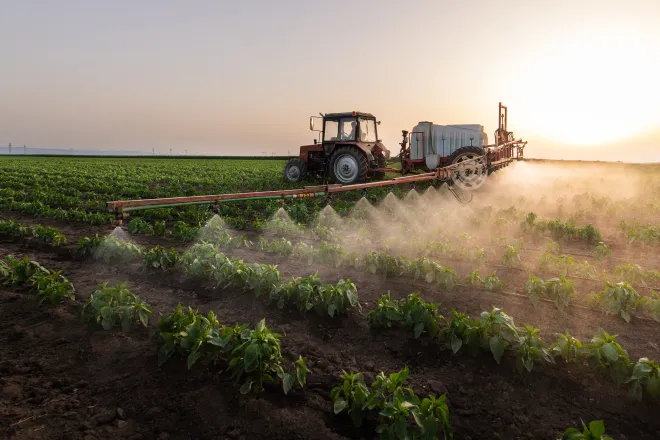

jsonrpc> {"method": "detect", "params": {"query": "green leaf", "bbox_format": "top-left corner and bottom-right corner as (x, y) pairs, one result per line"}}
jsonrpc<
(490, 336), (505, 364)
(601, 343), (619, 362)
(101, 317), (114, 330)
(121, 313), (132, 332)
(256, 318), (266, 332)
(333, 397), (348, 414)
(187, 351), (201, 370)
(100, 306), (113, 320)
(414, 322), (424, 339)
(328, 304), (336, 317)
(632, 360), (652, 378)
(646, 376), (660, 397)
(244, 343), (259, 372)
(157, 342), (175, 366)
(282, 373), (295, 395)
(394, 416), (407, 438)
(138, 310), (149, 328)
(240, 381), (252, 394)
(620, 309), (631, 323)
(588, 420), (606, 438)
(451, 337), (463, 354)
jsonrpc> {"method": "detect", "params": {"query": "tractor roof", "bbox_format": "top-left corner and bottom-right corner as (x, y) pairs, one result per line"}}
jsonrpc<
(324, 111), (376, 119)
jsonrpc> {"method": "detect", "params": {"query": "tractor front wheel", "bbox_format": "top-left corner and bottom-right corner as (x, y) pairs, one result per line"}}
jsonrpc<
(330, 146), (368, 185)
(283, 157), (307, 183)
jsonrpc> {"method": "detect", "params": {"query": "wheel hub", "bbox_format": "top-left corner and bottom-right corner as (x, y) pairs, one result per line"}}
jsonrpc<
(286, 165), (300, 180)
(334, 154), (358, 183)
(451, 153), (487, 191)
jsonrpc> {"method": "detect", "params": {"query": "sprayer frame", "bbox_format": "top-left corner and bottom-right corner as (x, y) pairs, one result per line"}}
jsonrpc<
(106, 102), (527, 225)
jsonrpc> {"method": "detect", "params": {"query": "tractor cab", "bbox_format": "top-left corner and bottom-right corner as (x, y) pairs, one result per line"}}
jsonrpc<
(283, 111), (390, 185)
(311, 112), (379, 146)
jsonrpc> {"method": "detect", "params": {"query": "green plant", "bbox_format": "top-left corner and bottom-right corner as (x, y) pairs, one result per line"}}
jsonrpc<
(502, 245), (520, 268)
(76, 234), (103, 258)
(152, 220), (167, 236)
(478, 308), (520, 364)
(331, 367), (453, 439)
(172, 221), (199, 241)
(0, 220), (33, 238)
(367, 292), (441, 339)
(81, 281), (152, 331)
(227, 318), (308, 394)
(257, 237), (293, 256)
(143, 245), (179, 270)
(482, 272), (504, 292)
(584, 328), (631, 386)
(626, 357), (660, 401)
(525, 274), (575, 310)
(524, 274), (546, 305)
(1, 255), (50, 287)
(613, 262), (645, 284)
(29, 270), (75, 305)
(157, 304), (226, 368)
(270, 274), (359, 317)
(592, 242), (611, 259)
(330, 371), (372, 427)
(440, 310), (483, 356)
(33, 225), (68, 246)
(408, 258), (459, 291)
(551, 331), (583, 363)
(642, 290), (660, 322)
(95, 237), (145, 264)
(178, 242), (220, 277)
(560, 419), (612, 440)
(596, 282), (641, 323)
(365, 252), (410, 278)
(514, 324), (554, 372)
(127, 218), (153, 234)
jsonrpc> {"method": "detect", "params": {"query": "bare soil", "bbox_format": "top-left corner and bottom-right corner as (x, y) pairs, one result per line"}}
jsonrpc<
(2, 213), (660, 440)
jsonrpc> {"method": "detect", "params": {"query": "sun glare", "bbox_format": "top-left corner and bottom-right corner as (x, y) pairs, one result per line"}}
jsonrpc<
(509, 32), (659, 146)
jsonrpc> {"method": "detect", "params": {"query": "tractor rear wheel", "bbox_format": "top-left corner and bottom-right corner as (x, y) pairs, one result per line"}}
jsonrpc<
(329, 146), (368, 185)
(373, 153), (387, 180)
(448, 146), (487, 191)
(283, 157), (306, 183)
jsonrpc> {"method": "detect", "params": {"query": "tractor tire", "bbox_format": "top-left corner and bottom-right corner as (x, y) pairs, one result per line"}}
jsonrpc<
(373, 153), (387, 180)
(448, 146), (488, 191)
(283, 157), (307, 183)
(329, 146), (368, 185)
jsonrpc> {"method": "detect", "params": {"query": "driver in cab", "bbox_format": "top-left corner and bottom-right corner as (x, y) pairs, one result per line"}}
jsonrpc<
(341, 121), (357, 141)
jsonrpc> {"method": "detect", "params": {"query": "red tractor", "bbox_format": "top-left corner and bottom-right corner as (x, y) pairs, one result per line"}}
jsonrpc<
(283, 111), (391, 185)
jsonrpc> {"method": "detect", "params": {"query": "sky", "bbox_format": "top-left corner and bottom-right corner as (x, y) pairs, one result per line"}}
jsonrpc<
(1, 0), (659, 160)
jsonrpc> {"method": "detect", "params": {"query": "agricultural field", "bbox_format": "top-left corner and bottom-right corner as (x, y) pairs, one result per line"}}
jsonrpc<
(2, 155), (660, 439)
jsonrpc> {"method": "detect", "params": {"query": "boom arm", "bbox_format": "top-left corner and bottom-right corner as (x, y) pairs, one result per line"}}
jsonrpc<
(106, 141), (524, 225)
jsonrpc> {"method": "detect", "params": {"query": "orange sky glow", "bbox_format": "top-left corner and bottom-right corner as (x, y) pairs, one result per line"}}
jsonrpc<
(0, 0), (658, 160)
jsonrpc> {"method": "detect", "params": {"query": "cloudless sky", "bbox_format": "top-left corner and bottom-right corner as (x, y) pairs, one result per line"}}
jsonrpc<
(1, 0), (659, 160)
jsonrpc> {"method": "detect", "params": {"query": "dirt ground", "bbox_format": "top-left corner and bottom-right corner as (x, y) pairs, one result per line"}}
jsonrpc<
(2, 214), (660, 440)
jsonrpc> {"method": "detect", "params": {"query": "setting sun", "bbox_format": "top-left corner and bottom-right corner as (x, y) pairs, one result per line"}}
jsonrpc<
(508, 30), (659, 146)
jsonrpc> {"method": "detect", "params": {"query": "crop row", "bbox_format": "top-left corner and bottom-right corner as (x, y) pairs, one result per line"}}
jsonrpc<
(2, 215), (658, 325)
(368, 292), (660, 402)
(76, 234), (660, 402)
(2, 250), (639, 437)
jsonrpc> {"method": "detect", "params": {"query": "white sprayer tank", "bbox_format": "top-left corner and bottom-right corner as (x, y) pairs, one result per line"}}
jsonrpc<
(409, 122), (488, 169)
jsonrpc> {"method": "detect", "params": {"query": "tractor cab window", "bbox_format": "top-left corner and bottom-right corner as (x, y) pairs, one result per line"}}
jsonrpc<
(359, 118), (377, 142)
(340, 118), (357, 141)
(324, 120), (339, 141)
